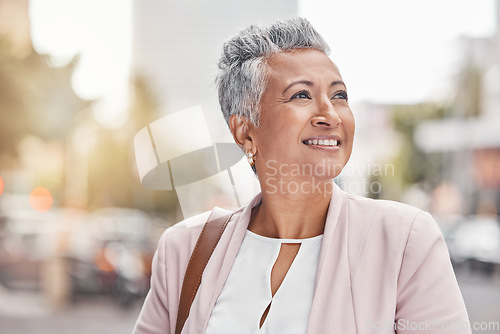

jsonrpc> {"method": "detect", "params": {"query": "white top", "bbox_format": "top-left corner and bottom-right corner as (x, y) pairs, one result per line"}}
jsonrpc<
(205, 229), (323, 334)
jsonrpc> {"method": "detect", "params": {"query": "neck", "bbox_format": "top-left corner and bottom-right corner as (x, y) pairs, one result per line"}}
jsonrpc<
(248, 177), (334, 239)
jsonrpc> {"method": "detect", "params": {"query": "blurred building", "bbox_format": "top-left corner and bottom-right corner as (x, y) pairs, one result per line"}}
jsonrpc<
(132, 0), (298, 140)
(415, 0), (500, 216)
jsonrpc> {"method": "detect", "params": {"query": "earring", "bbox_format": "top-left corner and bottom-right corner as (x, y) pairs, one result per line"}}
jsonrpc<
(246, 151), (256, 167)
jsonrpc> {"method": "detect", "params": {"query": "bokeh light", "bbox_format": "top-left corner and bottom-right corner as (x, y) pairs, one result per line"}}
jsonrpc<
(29, 186), (53, 212)
(0, 175), (4, 196)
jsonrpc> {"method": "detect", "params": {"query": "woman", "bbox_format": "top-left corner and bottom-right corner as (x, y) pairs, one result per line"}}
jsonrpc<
(134, 18), (471, 334)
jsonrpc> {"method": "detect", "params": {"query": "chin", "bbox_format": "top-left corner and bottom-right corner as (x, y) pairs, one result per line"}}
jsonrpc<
(308, 157), (346, 176)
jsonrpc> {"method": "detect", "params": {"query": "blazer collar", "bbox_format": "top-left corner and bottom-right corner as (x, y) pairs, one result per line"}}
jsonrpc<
(201, 181), (357, 333)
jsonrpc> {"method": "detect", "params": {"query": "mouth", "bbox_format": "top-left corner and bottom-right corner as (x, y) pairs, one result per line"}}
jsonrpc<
(302, 137), (341, 148)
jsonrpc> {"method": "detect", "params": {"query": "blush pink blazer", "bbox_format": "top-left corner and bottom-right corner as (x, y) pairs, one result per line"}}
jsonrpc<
(134, 183), (471, 334)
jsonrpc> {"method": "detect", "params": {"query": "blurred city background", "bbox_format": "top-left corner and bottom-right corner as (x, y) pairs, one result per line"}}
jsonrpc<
(0, 0), (499, 333)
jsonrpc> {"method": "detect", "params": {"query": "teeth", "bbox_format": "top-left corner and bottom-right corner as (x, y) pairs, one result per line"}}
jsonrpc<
(305, 139), (339, 146)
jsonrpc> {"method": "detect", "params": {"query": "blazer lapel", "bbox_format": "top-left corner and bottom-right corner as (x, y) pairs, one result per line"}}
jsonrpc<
(306, 183), (357, 333)
(198, 193), (262, 333)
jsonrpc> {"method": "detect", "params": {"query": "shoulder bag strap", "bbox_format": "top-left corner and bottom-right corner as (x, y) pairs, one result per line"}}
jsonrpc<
(174, 208), (233, 334)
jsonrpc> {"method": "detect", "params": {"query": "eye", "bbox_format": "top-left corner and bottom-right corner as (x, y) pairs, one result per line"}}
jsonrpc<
(332, 91), (348, 101)
(290, 91), (311, 100)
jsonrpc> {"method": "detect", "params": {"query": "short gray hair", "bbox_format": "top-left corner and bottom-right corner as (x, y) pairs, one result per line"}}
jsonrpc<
(216, 17), (330, 127)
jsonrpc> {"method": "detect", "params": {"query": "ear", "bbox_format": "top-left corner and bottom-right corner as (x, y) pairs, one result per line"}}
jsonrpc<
(229, 114), (256, 153)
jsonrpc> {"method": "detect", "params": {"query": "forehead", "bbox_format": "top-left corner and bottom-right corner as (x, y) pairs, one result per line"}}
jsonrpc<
(265, 48), (341, 86)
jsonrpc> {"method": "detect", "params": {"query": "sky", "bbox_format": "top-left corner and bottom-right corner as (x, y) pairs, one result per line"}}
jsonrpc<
(301, 0), (497, 104)
(29, 0), (132, 128)
(30, 0), (132, 99)
(29, 0), (496, 124)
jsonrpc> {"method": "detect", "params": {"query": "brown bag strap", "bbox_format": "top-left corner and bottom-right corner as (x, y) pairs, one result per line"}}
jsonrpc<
(174, 208), (233, 334)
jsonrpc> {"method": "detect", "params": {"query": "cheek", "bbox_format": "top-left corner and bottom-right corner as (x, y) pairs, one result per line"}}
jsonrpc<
(343, 109), (355, 137)
(253, 119), (289, 149)
(264, 112), (306, 136)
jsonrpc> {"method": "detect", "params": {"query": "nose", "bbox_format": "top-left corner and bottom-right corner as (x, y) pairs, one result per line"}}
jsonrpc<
(311, 98), (341, 128)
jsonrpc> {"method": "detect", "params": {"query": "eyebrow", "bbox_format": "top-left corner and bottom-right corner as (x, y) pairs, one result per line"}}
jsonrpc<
(282, 80), (346, 95)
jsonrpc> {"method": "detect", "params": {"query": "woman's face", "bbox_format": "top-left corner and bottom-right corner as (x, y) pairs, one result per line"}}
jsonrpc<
(250, 48), (355, 181)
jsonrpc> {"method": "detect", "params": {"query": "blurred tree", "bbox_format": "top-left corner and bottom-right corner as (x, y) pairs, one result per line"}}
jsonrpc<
(392, 103), (447, 185)
(0, 38), (88, 209)
(0, 39), (87, 164)
(452, 62), (483, 118)
(368, 103), (448, 200)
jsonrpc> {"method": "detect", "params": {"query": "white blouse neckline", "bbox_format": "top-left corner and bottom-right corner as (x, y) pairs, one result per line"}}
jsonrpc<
(245, 229), (324, 243)
(206, 228), (323, 334)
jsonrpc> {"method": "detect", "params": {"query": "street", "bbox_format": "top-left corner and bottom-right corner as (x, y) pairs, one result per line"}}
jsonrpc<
(0, 290), (142, 334)
(458, 269), (500, 334)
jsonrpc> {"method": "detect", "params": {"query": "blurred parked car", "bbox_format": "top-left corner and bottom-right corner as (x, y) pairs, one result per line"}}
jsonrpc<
(446, 215), (500, 274)
(0, 208), (83, 290)
(66, 207), (156, 307)
(0, 204), (157, 309)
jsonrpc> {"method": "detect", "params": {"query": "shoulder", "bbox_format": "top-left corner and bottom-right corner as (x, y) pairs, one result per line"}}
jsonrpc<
(161, 210), (211, 242)
(344, 191), (429, 230)
(156, 207), (244, 258)
(341, 191), (441, 252)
